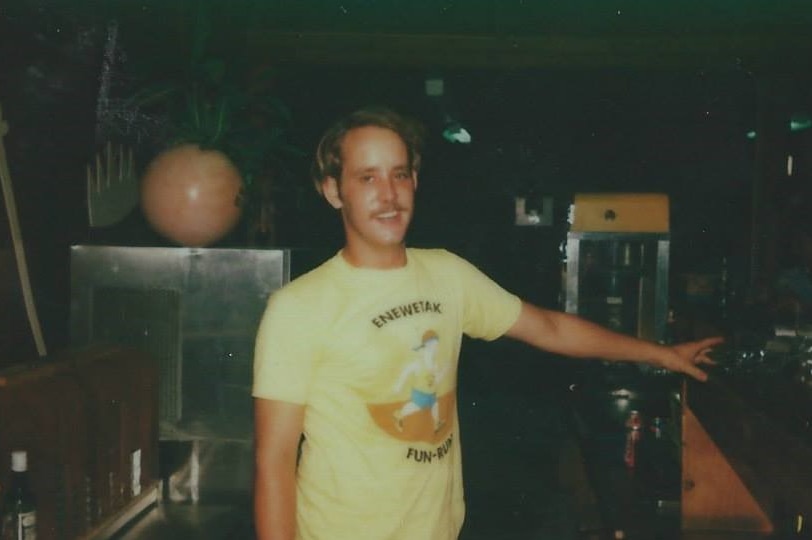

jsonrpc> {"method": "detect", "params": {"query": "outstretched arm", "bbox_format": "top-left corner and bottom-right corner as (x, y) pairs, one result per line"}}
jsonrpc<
(254, 398), (305, 540)
(505, 302), (721, 381)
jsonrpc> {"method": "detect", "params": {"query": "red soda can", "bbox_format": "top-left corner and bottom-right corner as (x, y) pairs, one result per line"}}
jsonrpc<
(624, 410), (642, 468)
(626, 410), (642, 430)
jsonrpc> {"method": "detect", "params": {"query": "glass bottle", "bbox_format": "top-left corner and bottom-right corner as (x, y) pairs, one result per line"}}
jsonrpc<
(1, 451), (37, 540)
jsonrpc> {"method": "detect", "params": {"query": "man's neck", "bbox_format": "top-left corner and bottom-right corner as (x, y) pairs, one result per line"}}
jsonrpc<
(341, 244), (408, 269)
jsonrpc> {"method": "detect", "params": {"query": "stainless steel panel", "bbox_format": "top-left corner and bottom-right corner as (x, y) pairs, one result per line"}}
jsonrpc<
(563, 232), (670, 345)
(69, 246), (291, 440)
(655, 238), (670, 344)
(91, 287), (182, 424)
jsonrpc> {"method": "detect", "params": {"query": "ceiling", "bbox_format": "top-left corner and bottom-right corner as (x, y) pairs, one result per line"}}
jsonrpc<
(0, 0), (809, 269)
(236, 0), (812, 69)
(174, 0), (812, 39)
(4, 1), (811, 71)
(3, 0), (808, 161)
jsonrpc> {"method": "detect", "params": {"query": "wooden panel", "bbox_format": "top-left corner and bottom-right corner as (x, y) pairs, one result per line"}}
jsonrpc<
(70, 345), (160, 527)
(0, 359), (88, 540)
(681, 404), (772, 533)
(571, 193), (669, 233)
(0, 346), (160, 539)
(681, 376), (812, 535)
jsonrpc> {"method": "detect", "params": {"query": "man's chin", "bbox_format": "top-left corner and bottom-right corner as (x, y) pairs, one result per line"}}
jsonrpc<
(374, 235), (408, 247)
(372, 219), (411, 239)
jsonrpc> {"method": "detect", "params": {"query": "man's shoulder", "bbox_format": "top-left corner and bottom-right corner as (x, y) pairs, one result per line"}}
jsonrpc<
(409, 248), (488, 280)
(408, 247), (466, 267)
(273, 253), (341, 302)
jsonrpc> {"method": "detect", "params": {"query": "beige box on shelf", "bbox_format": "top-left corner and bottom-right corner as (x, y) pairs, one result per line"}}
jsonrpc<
(571, 193), (669, 233)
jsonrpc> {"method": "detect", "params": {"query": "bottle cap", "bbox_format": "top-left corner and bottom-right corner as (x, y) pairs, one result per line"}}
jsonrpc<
(11, 451), (27, 473)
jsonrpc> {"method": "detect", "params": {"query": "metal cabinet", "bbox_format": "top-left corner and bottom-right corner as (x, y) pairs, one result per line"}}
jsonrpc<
(69, 246), (292, 441)
(563, 194), (670, 344)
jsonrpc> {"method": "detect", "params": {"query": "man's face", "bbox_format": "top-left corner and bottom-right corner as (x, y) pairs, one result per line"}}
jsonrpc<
(323, 126), (417, 265)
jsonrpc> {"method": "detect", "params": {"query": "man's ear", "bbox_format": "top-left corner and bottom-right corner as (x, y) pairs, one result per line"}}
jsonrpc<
(412, 172), (418, 191)
(322, 177), (343, 209)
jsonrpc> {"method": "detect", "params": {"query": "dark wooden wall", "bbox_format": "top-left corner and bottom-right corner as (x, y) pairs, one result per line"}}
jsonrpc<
(1, 1), (811, 353)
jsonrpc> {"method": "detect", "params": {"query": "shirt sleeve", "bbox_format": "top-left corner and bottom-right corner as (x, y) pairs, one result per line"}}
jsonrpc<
(252, 286), (318, 403)
(445, 251), (522, 341)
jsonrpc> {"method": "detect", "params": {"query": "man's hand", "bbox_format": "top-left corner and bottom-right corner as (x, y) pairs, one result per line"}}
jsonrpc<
(657, 336), (724, 382)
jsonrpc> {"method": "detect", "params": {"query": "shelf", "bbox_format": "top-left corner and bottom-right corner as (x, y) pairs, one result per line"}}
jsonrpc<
(80, 482), (161, 540)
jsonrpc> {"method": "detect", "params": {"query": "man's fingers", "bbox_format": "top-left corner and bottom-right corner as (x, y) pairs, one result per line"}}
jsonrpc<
(699, 336), (725, 349)
(695, 349), (717, 365)
(684, 363), (708, 382)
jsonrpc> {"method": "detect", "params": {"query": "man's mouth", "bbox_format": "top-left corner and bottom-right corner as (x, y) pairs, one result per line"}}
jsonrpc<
(375, 209), (402, 220)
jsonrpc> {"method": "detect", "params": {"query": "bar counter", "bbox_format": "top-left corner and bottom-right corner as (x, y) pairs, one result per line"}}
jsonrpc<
(562, 351), (812, 540)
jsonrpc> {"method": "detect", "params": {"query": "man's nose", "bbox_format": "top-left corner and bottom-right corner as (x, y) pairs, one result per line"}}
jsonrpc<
(379, 177), (398, 202)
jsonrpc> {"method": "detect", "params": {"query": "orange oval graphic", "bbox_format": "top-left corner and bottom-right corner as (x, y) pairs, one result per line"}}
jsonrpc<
(367, 392), (455, 444)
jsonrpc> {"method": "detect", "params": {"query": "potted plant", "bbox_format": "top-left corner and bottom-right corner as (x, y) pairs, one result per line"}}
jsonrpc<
(121, 8), (302, 247)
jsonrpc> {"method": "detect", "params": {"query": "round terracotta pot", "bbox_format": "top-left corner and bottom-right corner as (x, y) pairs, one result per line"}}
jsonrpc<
(140, 144), (243, 247)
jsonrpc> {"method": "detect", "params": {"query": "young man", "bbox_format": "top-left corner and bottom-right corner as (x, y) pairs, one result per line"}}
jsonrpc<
(252, 106), (720, 540)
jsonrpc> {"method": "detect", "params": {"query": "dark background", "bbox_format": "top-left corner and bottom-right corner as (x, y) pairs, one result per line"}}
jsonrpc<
(2, 4), (812, 538)
(1, 0), (812, 352)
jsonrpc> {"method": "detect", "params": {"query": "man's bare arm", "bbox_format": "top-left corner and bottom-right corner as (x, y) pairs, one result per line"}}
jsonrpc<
(254, 398), (306, 540)
(505, 302), (720, 381)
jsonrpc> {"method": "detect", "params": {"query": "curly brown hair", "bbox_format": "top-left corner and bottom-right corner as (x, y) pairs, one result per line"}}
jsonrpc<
(311, 106), (425, 194)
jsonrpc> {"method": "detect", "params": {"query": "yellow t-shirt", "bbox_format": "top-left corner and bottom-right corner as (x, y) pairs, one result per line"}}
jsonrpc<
(253, 248), (522, 540)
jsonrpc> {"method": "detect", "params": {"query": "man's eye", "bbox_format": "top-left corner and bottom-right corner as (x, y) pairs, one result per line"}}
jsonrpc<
(362, 175), (375, 182)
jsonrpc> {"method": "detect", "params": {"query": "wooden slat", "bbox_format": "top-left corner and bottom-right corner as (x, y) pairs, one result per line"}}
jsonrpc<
(246, 30), (812, 69)
(0, 103), (46, 357)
